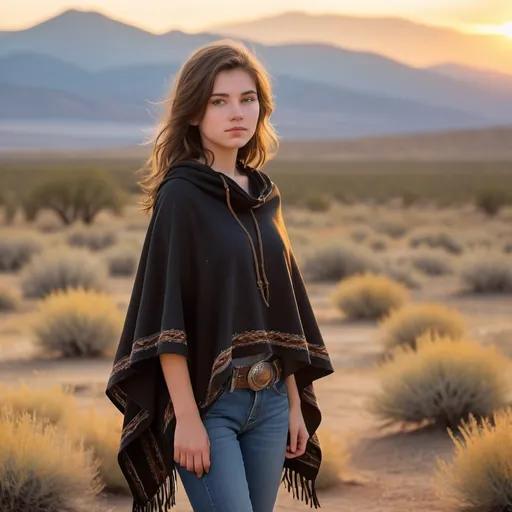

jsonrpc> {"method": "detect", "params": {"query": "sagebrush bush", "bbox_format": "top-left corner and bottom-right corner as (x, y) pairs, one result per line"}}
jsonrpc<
(20, 248), (107, 298)
(380, 302), (467, 350)
(475, 188), (510, 217)
(410, 249), (454, 276)
(367, 335), (511, 428)
(0, 410), (101, 512)
(104, 244), (139, 277)
(0, 233), (42, 272)
(368, 234), (388, 252)
(436, 408), (512, 512)
(0, 286), (21, 312)
(332, 274), (410, 320)
(349, 226), (373, 243)
(65, 408), (129, 494)
(372, 218), (408, 239)
(504, 241), (512, 254)
(32, 288), (123, 357)
(382, 261), (423, 289)
(460, 253), (512, 293)
(67, 226), (118, 251)
(304, 194), (331, 212)
(303, 241), (384, 282)
(0, 383), (77, 425)
(409, 228), (464, 254)
(314, 428), (349, 490)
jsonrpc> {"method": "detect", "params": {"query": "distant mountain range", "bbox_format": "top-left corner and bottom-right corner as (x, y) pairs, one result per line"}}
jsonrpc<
(206, 11), (512, 74)
(0, 9), (511, 149)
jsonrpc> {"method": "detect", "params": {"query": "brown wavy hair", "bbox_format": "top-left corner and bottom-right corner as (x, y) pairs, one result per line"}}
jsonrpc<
(138, 39), (279, 214)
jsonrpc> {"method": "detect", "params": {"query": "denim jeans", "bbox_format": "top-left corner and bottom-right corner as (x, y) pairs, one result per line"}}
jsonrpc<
(177, 378), (290, 511)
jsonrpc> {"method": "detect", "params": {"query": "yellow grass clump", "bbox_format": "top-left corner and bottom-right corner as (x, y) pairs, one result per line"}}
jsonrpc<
(65, 407), (129, 494)
(435, 408), (512, 511)
(0, 382), (77, 425)
(379, 302), (467, 350)
(32, 287), (123, 357)
(331, 274), (410, 320)
(367, 334), (511, 429)
(314, 428), (350, 490)
(20, 248), (108, 298)
(0, 410), (102, 512)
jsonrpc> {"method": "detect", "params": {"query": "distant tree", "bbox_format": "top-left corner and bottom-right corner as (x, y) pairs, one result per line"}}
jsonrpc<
(27, 169), (127, 225)
(475, 188), (510, 217)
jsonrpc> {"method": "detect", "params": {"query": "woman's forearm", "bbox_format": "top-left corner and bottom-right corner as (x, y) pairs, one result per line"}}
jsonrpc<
(159, 353), (199, 420)
(284, 373), (301, 409)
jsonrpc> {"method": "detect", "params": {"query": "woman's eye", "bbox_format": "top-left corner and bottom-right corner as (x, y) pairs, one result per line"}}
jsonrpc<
(212, 99), (224, 105)
(243, 97), (256, 102)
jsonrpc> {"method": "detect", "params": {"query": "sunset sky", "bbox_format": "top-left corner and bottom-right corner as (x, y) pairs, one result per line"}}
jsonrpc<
(2, 0), (512, 35)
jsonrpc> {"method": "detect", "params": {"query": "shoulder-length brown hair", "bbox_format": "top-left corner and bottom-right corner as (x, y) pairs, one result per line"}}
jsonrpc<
(138, 39), (279, 214)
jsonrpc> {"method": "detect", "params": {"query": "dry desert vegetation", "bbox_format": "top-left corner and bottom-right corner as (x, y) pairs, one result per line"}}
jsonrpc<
(1, 156), (512, 512)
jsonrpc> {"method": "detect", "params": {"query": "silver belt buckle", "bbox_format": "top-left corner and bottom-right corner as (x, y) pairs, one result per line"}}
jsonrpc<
(247, 361), (275, 391)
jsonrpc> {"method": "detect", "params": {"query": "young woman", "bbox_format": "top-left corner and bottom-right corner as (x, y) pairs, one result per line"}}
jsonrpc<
(106, 39), (334, 512)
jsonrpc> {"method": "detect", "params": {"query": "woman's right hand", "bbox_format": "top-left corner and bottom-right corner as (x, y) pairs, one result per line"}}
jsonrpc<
(174, 412), (211, 478)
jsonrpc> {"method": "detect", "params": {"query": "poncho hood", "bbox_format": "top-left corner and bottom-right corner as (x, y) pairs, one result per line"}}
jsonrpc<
(161, 160), (275, 212)
(106, 160), (334, 512)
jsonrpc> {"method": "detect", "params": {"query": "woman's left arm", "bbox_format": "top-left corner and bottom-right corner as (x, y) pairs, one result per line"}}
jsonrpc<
(284, 374), (309, 458)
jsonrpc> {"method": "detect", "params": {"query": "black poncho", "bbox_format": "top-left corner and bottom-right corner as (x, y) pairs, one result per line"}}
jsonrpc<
(105, 161), (334, 511)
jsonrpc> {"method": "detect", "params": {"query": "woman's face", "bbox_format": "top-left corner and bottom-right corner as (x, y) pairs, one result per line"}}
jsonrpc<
(194, 68), (260, 153)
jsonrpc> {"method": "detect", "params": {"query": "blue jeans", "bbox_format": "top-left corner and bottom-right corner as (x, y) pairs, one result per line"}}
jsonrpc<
(177, 378), (290, 511)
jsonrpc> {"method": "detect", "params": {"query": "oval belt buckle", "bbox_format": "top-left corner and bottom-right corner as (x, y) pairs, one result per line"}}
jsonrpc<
(247, 361), (274, 391)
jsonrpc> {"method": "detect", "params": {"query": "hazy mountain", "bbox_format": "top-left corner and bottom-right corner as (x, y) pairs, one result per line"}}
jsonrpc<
(0, 82), (147, 121)
(427, 63), (512, 95)
(0, 9), (220, 71)
(206, 11), (512, 74)
(0, 53), (489, 140)
(1, 10), (511, 124)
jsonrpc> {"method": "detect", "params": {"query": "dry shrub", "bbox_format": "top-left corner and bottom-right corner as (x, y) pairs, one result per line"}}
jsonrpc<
(0, 286), (21, 312)
(382, 261), (423, 289)
(0, 383), (77, 425)
(367, 334), (511, 429)
(0, 410), (101, 512)
(349, 226), (373, 243)
(32, 287), (123, 357)
(409, 227), (464, 254)
(460, 253), (512, 293)
(332, 274), (410, 320)
(410, 249), (454, 276)
(67, 226), (117, 251)
(504, 241), (512, 254)
(20, 248), (107, 298)
(436, 408), (512, 512)
(303, 241), (383, 283)
(104, 244), (139, 277)
(380, 302), (467, 350)
(0, 233), (42, 272)
(368, 234), (389, 252)
(372, 218), (408, 239)
(65, 408), (129, 494)
(315, 428), (350, 490)
(304, 194), (331, 212)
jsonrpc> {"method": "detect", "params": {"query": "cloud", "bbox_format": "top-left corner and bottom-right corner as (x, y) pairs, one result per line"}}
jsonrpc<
(443, 0), (512, 24)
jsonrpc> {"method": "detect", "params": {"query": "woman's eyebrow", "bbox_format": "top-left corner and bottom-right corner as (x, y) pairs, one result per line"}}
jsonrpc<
(211, 90), (257, 97)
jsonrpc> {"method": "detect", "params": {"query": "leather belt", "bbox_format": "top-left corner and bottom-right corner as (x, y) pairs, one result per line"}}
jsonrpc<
(231, 359), (282, 391)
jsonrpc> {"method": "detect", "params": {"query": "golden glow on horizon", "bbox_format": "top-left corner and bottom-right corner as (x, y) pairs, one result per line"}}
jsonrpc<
(475, 21), (512, 38)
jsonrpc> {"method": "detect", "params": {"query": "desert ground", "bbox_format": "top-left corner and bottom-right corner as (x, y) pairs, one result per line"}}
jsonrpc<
(1, 163), (512, 511)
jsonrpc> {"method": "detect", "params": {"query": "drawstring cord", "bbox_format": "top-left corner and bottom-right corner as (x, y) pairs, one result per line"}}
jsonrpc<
(219, 174), (270, 307)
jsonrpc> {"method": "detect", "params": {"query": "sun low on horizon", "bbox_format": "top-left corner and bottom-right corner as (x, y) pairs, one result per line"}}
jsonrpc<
(476, 21), (512, 39)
